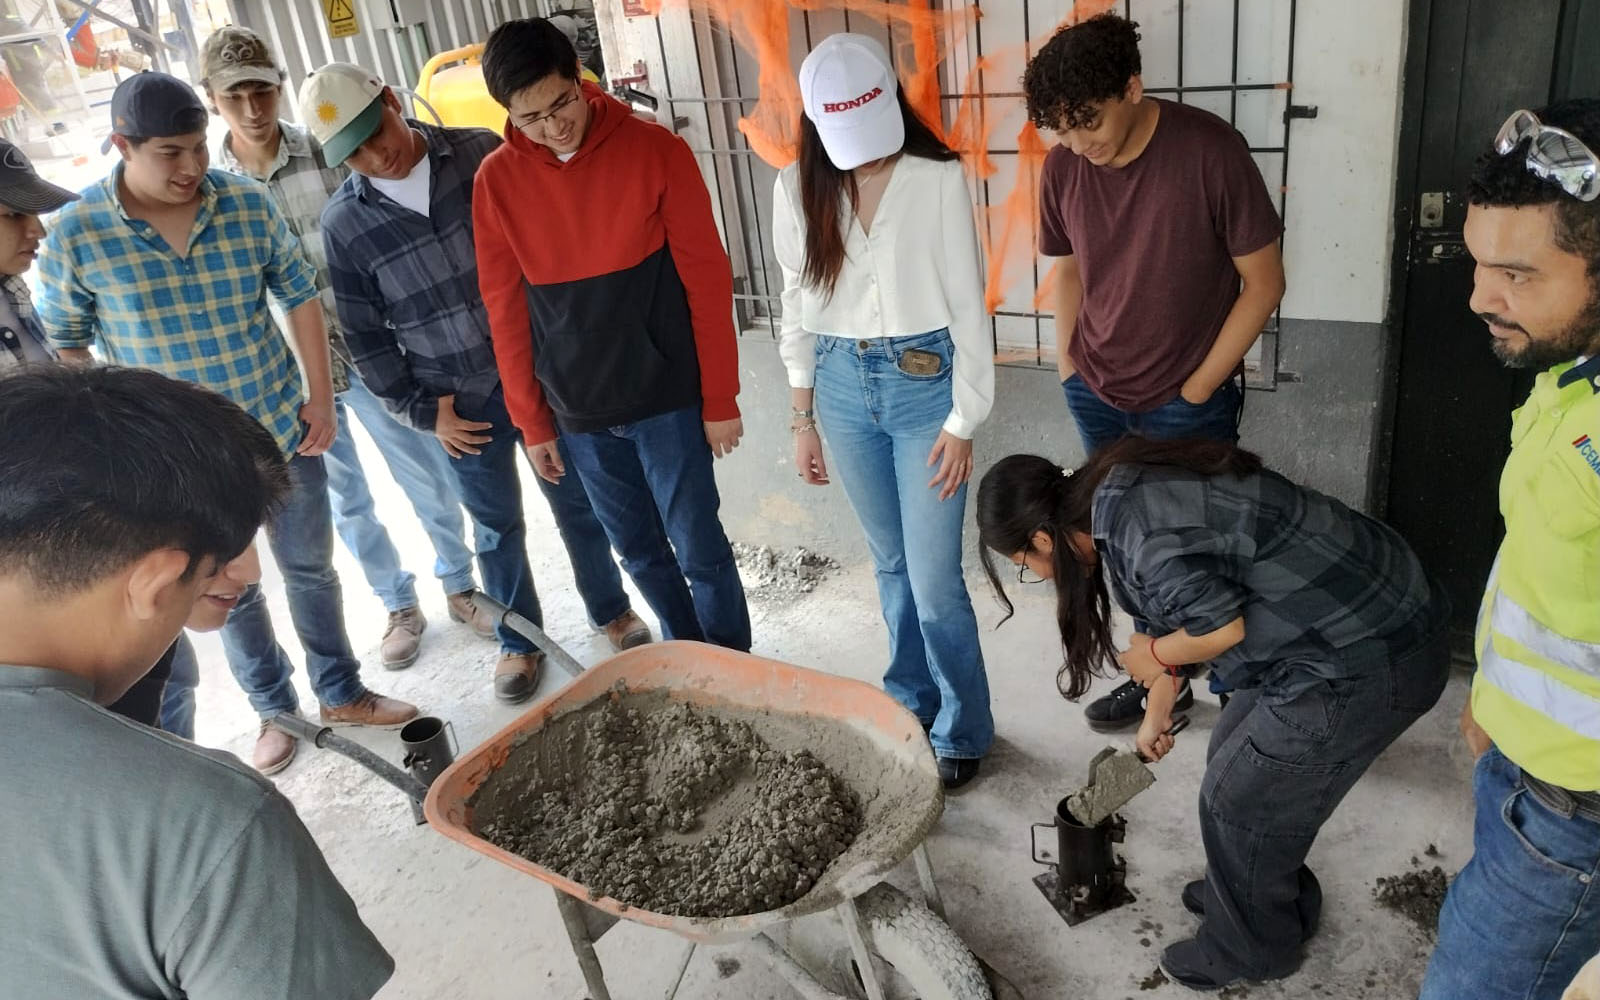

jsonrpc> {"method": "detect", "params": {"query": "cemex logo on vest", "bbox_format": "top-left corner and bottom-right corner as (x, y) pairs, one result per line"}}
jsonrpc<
(1575, 434), (1600, 478)
(823, 87), (883, 114)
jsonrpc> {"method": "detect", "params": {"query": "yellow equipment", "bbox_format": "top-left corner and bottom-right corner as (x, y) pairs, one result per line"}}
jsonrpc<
(415, 43), (602, 135)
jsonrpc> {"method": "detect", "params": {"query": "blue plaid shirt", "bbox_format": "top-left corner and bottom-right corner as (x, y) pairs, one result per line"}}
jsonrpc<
(320, 121), (502, 432)
(37, 166), (320, 455)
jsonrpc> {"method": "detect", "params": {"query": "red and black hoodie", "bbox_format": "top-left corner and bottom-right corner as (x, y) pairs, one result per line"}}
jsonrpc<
(474, 82), (740, 445)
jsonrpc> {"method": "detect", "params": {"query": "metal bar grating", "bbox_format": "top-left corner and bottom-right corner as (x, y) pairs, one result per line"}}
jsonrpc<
(640, 0), (1301, 391)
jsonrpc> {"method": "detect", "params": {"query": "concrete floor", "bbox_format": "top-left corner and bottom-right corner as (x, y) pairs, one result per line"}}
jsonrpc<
(185, 422), (1478, 1000)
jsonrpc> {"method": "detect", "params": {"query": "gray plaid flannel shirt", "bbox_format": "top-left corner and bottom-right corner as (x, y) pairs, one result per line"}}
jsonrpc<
(1092, 463), (1437, 690)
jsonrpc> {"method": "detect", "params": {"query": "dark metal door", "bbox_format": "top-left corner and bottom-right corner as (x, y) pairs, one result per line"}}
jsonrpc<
(1381, 0), (1600, 647)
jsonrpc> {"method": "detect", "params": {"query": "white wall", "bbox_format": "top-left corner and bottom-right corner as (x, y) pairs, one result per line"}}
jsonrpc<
(1278, 0), (1407, 324)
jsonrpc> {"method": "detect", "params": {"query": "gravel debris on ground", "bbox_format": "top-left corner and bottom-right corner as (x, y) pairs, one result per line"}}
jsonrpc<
(733, 542), (840, 597)
(1374, 864), (1450, 935)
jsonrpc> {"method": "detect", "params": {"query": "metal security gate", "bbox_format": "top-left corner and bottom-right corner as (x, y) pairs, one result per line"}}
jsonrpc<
(600, 0), (1307, 388)
(227, 0), (593, 115)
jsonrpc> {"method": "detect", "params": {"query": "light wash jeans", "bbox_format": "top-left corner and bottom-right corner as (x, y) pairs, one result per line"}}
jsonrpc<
(1419, 746), (1600, 1000)
(812, 329), (993, 759)
(219, 452), (367, 717)
(325, 371), (478, 609)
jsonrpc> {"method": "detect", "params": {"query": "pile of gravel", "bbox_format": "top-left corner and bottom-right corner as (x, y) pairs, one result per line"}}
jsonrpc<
(733, 542), (840, 597)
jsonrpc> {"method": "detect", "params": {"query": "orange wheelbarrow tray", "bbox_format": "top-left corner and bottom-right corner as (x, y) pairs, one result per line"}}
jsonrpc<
(419, 595), (996, 1000)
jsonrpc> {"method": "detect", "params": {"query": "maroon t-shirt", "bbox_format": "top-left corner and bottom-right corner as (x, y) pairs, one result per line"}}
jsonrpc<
(1039, 98), (1282, 412)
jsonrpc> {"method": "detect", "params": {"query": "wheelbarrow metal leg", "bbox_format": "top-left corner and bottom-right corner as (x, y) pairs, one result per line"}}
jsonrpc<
(553, 890), (612, 1000)
(912, 842), (947, 920)
(838, 897), (889, 1000)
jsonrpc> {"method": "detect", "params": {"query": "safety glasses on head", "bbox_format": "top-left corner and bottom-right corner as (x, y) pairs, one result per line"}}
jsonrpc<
(1495, 109), (1600, 202)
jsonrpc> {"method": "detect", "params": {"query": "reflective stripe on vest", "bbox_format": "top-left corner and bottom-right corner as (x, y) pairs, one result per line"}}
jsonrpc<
(1489, 588), (1600, 682)
(1479, 633), (1600, 741)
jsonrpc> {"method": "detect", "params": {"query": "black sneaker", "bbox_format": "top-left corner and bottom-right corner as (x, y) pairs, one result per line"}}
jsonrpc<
(1180, 867), (1321, 943)
(1084, 677), (1194, 733)
(937, 756), (980, 790)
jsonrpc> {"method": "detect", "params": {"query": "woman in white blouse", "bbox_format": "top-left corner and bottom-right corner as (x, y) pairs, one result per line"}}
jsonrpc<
(772, 33), (995, 789)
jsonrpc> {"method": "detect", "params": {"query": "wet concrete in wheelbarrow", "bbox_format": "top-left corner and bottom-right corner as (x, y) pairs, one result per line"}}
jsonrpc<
(471, 691), (891, 918)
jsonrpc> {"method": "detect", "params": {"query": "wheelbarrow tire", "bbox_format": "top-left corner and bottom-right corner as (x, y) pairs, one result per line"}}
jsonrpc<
(839, 882), (994, 1000)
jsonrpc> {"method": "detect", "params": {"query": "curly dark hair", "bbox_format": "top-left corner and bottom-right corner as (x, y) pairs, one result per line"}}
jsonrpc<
(1467, 99), (1600, 278)
(1023, 13), (1142, 132)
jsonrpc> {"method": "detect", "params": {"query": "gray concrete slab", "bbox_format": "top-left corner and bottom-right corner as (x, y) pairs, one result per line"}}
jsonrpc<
(182, 417), (1476, 1000)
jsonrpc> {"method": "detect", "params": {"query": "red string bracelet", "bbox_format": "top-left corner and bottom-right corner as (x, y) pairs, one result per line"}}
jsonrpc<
(1151, 637), (1182, 694)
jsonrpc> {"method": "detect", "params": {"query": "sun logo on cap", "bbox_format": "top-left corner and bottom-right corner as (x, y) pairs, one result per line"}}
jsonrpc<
(316, 101), (339, 125)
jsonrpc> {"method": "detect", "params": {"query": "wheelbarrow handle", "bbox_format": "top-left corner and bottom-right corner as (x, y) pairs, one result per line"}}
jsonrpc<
(469, 592), (587, 680)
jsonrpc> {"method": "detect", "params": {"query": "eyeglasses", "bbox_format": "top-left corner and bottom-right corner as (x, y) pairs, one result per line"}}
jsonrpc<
(519, 84), (581, 130)
(1017, 561), (1044, 585)
(1495, 109), (1600, 203)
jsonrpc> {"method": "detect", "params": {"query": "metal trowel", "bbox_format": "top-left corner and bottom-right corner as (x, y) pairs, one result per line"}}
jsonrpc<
(1065, 715), (1190, 827)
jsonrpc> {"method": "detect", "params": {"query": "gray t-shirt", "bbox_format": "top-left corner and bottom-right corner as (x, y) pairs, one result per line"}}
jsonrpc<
(0, 665), (395, 999)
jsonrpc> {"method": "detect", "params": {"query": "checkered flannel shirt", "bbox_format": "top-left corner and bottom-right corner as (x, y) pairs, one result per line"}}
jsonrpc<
(218, 121), (353, 392)
(38, 165), (319, 456)
(320, 120), (502, 432)
(1091, 463), (1437, 688)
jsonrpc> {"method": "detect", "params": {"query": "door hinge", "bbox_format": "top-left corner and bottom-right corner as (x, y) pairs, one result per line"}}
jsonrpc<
(1284, 104), (1319, 123)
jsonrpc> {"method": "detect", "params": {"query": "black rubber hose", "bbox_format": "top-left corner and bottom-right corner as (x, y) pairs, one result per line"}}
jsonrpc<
(269, 714), (429, 805)
(468, 591), (586, 679)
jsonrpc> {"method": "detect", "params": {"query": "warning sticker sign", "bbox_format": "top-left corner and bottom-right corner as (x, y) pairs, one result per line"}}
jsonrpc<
(324, 0), (359, 38)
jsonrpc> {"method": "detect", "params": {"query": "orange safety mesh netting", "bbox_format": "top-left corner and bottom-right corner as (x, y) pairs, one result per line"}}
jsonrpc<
(641, 0), (1119, 320)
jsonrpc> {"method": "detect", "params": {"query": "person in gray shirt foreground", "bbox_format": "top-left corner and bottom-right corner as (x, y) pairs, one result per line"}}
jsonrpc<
(0, 364), (394, 999)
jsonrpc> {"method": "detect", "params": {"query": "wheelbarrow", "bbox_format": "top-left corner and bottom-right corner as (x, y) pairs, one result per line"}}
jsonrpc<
(275, 594), (1003, 1000)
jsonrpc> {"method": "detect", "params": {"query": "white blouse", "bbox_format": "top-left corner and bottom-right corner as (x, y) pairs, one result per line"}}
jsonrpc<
(771, 154), (994, 439)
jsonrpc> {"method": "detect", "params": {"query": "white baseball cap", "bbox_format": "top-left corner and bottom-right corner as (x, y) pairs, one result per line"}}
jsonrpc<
(298, 62), (386, 167)
(799, 33), (904, 170)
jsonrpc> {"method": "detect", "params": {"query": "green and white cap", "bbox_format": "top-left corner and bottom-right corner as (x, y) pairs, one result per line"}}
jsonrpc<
(298, 62), (385, 167)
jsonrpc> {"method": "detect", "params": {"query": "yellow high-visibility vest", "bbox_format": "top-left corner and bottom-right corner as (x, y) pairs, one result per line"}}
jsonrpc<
(1472, 356), (1600, 791)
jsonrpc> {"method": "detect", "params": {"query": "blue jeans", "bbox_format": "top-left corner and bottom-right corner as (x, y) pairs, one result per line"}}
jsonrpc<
(562, 406), (751, 650)
(220, 453), (367, 717)
(535, 435), (631, 629)
(444, 387), (545, 655)
(1419, 747), (1600, 1000)
(1062, 373), (1243, 454)
(813, 330), (994, 760)
(157, 633), (197, 739)
(326, 372), (478, 610)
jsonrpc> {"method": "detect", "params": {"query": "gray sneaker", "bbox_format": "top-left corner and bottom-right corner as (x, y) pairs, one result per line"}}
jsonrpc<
(380, 606), (426, 669)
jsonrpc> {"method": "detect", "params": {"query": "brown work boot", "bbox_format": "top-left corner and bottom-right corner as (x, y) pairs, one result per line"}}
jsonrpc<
(319, 690), (419, 729)
(494, 652), (544, 704)
(600, 609), (652, 652)
(447, 590), (498, 641)
(253, 720), (297, 776)
(380, 606), (427, 669)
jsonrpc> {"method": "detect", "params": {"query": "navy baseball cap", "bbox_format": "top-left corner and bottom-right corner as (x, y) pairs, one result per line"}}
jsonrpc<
(100, 72), (208, 154)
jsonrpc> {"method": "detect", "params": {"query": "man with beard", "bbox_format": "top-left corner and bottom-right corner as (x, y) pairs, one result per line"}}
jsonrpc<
(1419, 99), (1600, 1000)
